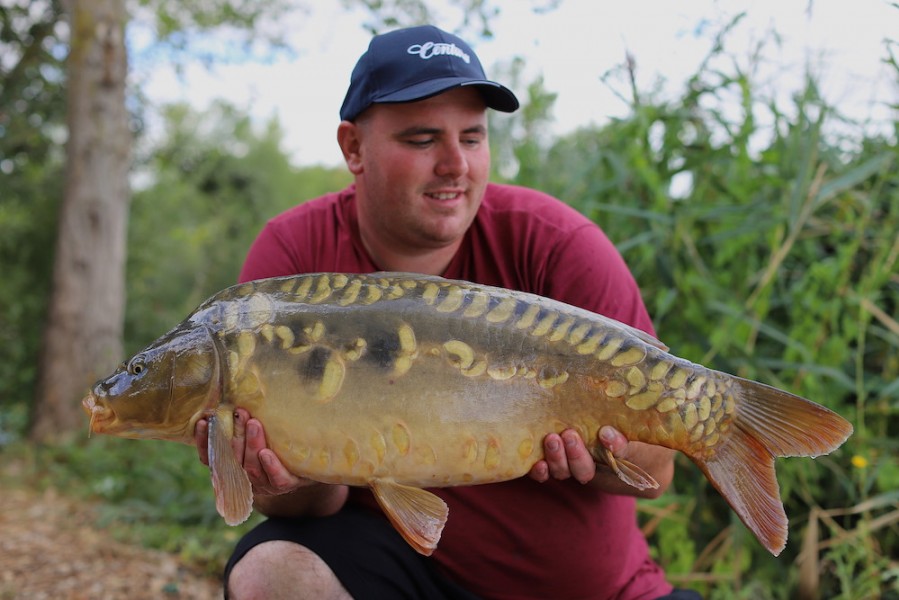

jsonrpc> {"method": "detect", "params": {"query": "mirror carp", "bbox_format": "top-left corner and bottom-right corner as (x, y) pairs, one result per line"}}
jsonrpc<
(82, 272), (853, 556)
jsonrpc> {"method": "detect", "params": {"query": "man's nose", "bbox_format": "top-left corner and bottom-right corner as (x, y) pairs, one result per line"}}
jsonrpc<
(434, 141), (469, 179)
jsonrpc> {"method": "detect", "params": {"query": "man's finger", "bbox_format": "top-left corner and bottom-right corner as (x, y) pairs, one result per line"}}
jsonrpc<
(599, 425), (628, 456)
(230, 408), (249, 464)
(561, 429), (595, 484)
(528, 460), (550, 483)
(259, 449), (306, 493)
(240, 418), (268, 485)
(543, 433), (572, 480)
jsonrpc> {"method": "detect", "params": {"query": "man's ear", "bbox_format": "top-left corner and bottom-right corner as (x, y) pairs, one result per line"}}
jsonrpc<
(337, 121), (364, 175)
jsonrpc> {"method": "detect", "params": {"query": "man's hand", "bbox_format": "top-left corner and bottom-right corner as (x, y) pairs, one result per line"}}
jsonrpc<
(528, 426), (674, 498)
(195, 408), (349, 517)
(195, 408), (309, 496)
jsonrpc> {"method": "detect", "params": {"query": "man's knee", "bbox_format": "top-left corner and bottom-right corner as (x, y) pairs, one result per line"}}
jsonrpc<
(227, 540), (352, 600)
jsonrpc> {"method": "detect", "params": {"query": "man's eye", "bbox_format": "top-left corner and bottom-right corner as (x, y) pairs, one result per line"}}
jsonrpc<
(407, 139), (433, 147)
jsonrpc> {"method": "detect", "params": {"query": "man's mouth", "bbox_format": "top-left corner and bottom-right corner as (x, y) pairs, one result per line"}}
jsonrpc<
(425, 191), (463, 201)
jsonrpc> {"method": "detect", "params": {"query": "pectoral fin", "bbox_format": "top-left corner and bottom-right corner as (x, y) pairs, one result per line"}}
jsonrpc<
(208, 408), (254, 525)
(593, 446), (659, 491)
(370, 479), (448, 556)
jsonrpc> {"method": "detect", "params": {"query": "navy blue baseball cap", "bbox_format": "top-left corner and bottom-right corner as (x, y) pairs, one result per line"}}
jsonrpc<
(339, 25), (519, 121)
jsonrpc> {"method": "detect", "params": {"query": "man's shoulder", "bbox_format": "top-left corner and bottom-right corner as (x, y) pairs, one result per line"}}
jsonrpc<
(482, 182), (561, 206)
(480, 183), (594, 231)
(268, 187), (351, 226)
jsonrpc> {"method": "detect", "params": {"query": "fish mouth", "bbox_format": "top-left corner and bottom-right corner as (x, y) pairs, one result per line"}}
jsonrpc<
(81, 393), (113, 435)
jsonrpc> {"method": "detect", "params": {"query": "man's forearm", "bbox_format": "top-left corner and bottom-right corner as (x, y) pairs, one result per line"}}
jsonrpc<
(254, 483), (350, 518)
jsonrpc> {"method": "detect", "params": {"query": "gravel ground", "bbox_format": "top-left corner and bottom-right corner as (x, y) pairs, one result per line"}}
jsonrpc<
(0, 486), (223, 600)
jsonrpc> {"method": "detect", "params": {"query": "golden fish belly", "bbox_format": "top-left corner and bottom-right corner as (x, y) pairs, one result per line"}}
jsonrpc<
(237, 343), (565, 487)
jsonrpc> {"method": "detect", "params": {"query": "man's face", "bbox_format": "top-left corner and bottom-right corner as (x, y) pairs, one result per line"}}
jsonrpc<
(346, 87), (490, 263)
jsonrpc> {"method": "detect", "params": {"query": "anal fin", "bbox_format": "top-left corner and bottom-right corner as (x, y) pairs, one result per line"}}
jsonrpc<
(208, 408), (254, 526)
(370, 479), (448, 556)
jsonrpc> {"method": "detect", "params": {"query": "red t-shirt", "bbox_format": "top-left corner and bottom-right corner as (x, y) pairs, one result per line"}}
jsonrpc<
(240, 183), (673, 599)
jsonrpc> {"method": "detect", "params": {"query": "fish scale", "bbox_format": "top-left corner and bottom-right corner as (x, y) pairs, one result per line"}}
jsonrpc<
(83, 272), (853, 557)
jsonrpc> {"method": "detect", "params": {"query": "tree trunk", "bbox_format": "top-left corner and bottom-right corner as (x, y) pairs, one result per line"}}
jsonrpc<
(30, 0), (130, 442)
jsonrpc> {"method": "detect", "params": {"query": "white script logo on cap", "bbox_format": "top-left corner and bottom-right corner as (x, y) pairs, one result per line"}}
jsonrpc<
(407, 41), (471, 64)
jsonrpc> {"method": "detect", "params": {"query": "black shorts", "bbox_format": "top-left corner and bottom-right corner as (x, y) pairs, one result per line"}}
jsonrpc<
(223, 506), (704, 600)
(223, 506), (481, 600)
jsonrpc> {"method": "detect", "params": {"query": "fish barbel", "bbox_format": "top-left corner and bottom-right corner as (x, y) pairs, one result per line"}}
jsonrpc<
(82, 272), (852, 556)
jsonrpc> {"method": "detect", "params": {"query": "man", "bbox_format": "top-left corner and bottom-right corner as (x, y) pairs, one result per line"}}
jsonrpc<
(196, 25), (698, 600)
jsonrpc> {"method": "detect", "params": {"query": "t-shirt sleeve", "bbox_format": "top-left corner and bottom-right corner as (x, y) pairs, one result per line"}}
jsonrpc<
(238, 221), (303, 283)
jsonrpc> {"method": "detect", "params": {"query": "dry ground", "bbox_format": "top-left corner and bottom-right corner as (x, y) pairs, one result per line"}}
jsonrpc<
(0, 485), (222, 600)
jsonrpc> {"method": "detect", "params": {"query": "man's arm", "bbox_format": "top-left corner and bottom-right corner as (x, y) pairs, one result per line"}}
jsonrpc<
(195, 409), (348, 518)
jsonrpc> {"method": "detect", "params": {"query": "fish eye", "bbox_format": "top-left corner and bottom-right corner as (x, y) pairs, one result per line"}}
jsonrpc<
(127, 356), (146, 376)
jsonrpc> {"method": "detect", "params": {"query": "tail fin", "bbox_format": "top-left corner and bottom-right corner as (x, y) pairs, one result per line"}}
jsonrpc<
(692, 377), (853, 556)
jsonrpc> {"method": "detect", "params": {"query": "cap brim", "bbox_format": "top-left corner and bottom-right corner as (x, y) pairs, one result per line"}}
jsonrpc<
(376, 77), (519, 113)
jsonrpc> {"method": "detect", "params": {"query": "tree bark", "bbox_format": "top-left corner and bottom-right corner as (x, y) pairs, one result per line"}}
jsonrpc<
(31, 0), (130, 442)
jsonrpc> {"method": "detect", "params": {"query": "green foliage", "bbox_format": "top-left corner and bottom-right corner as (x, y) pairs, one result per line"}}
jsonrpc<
(132, 0), (296, 67)
(343, 0), (563, 39)
(345, 0), (543, 37)
(0, 0), (66, 422)
(126, 101), (350, 350)
(0, 164), (60, 414)
(513, 26), (899, 599)
(488, 56), (558, 182)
